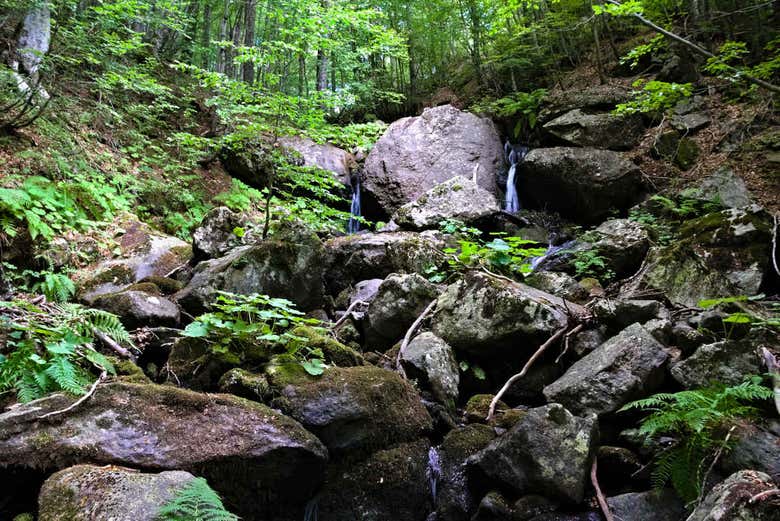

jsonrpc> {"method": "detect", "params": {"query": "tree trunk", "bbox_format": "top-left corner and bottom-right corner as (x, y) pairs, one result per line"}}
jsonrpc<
(242, 0), (256, 83)
(201, 1), (212, 68)
(217, 0), (230, 74)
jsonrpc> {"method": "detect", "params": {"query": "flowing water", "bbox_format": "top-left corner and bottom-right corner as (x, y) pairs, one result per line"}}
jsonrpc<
(427, 445), (441, 504)
(504, 142), (528, 213)
(347, 177), (362, 234)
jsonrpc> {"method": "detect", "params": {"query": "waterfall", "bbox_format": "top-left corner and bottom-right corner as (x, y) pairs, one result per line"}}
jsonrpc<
(347, 177), (361, 234)
(504, 142), (528, 213)
(427, 446), (441, 504)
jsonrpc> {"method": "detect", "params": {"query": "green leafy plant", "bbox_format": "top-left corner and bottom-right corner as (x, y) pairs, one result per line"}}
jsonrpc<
(620, 35), (665, 70)
(156, 477), (239, 521)
(571, 249), (614, 281)
(182, 292), (325, 376)
(620, 377), (774, 503)
(0, 301), (129, 402)
(472, 89), (547, 138)
(615, 80), (693, 115)
(444, 234), (547, 279)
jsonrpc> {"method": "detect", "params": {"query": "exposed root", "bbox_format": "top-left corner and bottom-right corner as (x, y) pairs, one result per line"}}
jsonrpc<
(330, 299), (368, 330)
(396, 299), (438, 379)
(38, 370), (107, 420)
(591, 456), (615, 521)
(93, 328), (133, 359)
(772, 215), (779, 278)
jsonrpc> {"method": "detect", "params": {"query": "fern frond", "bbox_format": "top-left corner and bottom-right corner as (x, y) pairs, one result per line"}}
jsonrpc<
(44, 357), (86, 396)
(156, 477), (239, 521)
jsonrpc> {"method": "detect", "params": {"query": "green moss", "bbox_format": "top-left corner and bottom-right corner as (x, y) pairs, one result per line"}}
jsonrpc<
(137, 276), (183, 294)
(124, 282), (161, 295)
(440, 423), (495, 460)
(289, 325), (365, 367)
(31, 432), (55, 450)
(464, 394), (506, 424)
(12, 514), (34, 521)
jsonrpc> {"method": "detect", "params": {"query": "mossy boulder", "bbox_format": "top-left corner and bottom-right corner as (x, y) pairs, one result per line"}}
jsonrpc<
(192, 206), (244, 260)
(38, 464), (197, 521)
(399, 332), (459, 409)
(288, 325), (365, 367)
(652, 129), (700, 170)
(267, 365), (432, 456)
(91, 289), (180, 329)
(543, 109), (644, 150)
(0, 382), (328, 519)
(218, 368), (272, 402)
(669, 339), (764, 389)
(165, 335), (252, 391)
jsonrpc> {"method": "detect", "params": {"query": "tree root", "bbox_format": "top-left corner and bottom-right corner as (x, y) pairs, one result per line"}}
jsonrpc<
(591, 456), (615, 521)
(396, 299), (438, 379)
(38, 370), (107, 420)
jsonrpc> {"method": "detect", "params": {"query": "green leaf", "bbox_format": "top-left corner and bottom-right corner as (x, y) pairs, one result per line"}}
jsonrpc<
(183, 321), (210, 337)
(301, 358), (326, 376)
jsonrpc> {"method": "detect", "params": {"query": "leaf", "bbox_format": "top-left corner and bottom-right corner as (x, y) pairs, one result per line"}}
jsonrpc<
(301, 358), (326, 376)
(183, 321), (210, 337)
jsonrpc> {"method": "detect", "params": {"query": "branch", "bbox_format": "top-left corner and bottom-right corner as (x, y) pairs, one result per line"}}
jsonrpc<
(772, 215), (780, 278)
(486, 324), (568, 421)
(38, 370), (107, 420)
(591, 456), (615, 521)
(396, 299), (438, 379)
(750, 489), (780, 504)
(93, 328), (133, 359)
(330, 299), (368, 330)
(605, 0), (780, 94)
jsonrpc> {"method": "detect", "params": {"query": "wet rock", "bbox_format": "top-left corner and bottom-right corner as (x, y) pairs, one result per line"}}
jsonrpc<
(570, 327), (607, 358)
(364, 273), (439, 350)
(670, 340), (764, 388)
(638, 205), (774, 307)
(324, 231), (446, 295)
(0, 382), (328, 519)
(588, 219), (652, 279)
(392, 176), (499, 231)
(267, 365), (432, 456)
(317, 439), (431, 521)
(520, 148), (645, 224)
(92, 289), (180, 329)
(363, 104), (503, 217)
(722, 421), (780, 482)
(687, 470), (779, 521)
(606, 489), (685, 521)
(176, 226), (325, 314)
(191, 206), (243, 260)
(512, 495), (558, 521)
(472, 491), (513, 521)
(278, 135), (356, 184)
(400, 332), (460, 408)
(543, 323), (669, 417)
(218, 368), (272, 402)
(467, 404), (598, 504)
(335, 278), (383, 310)
(543, 109), (644, 150)
(38, 464), (197, 521)
(432, 272), (572, 357)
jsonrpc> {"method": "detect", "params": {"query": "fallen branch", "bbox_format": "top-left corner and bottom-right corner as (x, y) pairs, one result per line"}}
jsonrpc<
(772, 215), (779, 278)
(486, 324), (569, 421)
(331, 300), (368, 329)
(761, 347), (780, 415)
(555, 323), (584, 364)
(749, 488), (780, 504)
(396, 299), (438, 379)
(93, 328), (133, 359)
(38, 370), (107, 420)
(591, 456), (615, 521)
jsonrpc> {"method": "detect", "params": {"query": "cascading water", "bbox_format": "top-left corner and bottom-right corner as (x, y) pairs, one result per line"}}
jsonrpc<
(347, 176), (362, 234)
(424, 446), (442, 521)
(504, 142), (528, 213)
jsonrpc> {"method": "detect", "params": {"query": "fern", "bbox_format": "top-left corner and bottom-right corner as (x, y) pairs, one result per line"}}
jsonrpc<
(620, 377), (774, 503)
(31, 272), (76, 303)
(156, 477), (239, 521)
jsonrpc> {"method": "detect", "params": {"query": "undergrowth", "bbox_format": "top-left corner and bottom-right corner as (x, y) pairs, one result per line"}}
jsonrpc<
(156, 477), (238, 521)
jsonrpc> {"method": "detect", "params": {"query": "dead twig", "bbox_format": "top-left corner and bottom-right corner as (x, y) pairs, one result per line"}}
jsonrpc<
(396, 299), (438, 379)
(555, 323), (584, 364)
(749, 489), (780, 504)
(486, 324), (569, 421)
(695, 425), (736, 508)
(772, 215), (780, 278)
(591, 456), (615, 521)
(93, 328), (133, 359)
(331, 300), (368, 330)
(38, 370), (107, 420)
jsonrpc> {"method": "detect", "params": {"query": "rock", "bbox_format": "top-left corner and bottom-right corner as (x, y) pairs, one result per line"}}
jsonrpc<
(192, 206), (243, 260)
(324, 231), (445, 295)
(278, 135), (356, 184)
(597, 446), (645, 492)
(317, 439), (432, 521)
(0, 382), (328, 518)
(72, 218), (192, 303)
(400, 332), (460, 408)
(671, 112), (711, 133)
(543, 323), (669, 417)
(606, 489), (685, 521)
(165, 335), (241, 390)
(652, 130), (700, 170)
(525, 271), (589, 304)
(472, 491), (513, 521)
(464, 394), (508, 424)
(38, 464), (197, 521)
(588, 219), (652, 279)
(539, 85), (633, 122)
(218, 368), (272, 402)
(542, 109), (644, 150)
(512, 495), (558, 521)
(687, 470), (779, 521)
(176, 226), (325, 314)
(289, 325), (365, 367)
(91, 289), (180, 329)
(431, 272), (572, 356)
(692, 167), (752, 208)
(570, 327), (607, 358)
(363, 105), (503, 217)
(267, 365), (432, 456)
(722, 421), (780, 482)
(638, 205), (774, 307)
(336, 278), (383, 310)
(671, 321), (708, 354)
(657, 48), (700, 84)
(670, 340), (763, 388)
(466, 403), (598, 504)
(435, 424), (497, 521)
(219, 137), (275, 188)
(591, 299), (662, 333)
(519, 148), (645, 224)
(364, 273), (439, 350)
(392, 176), (499, 231)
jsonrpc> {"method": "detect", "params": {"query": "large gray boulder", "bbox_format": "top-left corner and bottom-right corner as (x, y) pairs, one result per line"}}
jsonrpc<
(687, 470), (779, 521)
(543, 323), (669, 417)
(176, 226), (325, 313)
(364, 105), (503, 217)
(278, 135), (356, 184)
(16, 4), (50, 77)
(392, 176), (499, 231)
(543, 109), (644, 150)
(192, 206), (243, 260)
(400, 332), (460, 408)
(722, 421), (780, 482)
(606, 490), (685, 521)
(38, 465), (199, 521)
(539, 85), (633, 123)
(670, 340), (764, 388)
(91, 289), (180, 329)
(364, 273), (440, 350)
(431, 272), (574, 356)
(519, 147), (645, 224)
(266, 365), (432, 456)
(466, 403), (598, 504)
(0, 382), (328, 519)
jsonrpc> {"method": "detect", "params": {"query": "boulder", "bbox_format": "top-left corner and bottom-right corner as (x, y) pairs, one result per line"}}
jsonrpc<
(652, 130), (700, 170)
(687, 470), (779, 521)
(176, 226), (325, 314)
(691, 167), (752, 208)
(218, 368), (272, 402)
(363, 105), (503, 217)
(722, 420), (780, 482)
(0, 382), (328, 518)
(191, 206), (243, 260)
(542, 109), (644, 150)
(392, 176), (499, 231)
(519, 148), (645, 224)
(364, 273), (440, 350)
(466, 403), (598, 504)
(606, 490), (685, 521)
(38, 465), (197, 521)
(278, 135), (356, 184)
(543, 323), (669, 417)
(266, 365), (432, 456)
(525, 271), (589, 303)
(324, 231), (445, 295)
(16, 4), (51, 78)
(591, 299), (662, 333)
(671, 112), (711, 133)
(472, 491), (513, 521)
(399, 332), (460, 408)
(431, 272), (573, 356)
(72, 218), (192, 304)
(539, 85), (633, 123)
(588, 219), (652, 278)
(670, 340), (764, 388)
(91, 289), (180, 329)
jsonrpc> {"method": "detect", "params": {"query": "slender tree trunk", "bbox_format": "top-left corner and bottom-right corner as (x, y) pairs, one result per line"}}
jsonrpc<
(201, 2), (212, 68)
(242, 0), (256, 83)
(592, 1), (606, 84)
(217, 0), (230, 74)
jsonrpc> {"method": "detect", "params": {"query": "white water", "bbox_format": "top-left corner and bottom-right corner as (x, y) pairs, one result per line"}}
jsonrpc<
(504, 143), (527, 213)
(347, 178), (361, 234)
(427, 446), (441, 504)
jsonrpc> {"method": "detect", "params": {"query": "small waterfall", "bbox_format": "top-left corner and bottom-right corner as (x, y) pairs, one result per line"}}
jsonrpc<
(504, 142), (528, 213)
(530, 239), (577, 271)
(347, 176), (361, 234)
(427, 446), (441, 504)
(303, 496), (319, 521)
